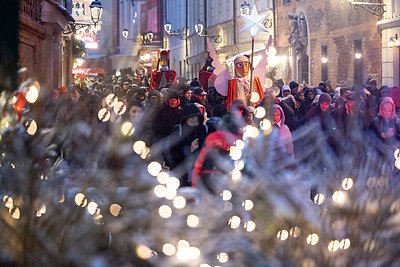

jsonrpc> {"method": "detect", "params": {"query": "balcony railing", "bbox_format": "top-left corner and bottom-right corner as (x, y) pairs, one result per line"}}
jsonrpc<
(142, 32), (163, 47)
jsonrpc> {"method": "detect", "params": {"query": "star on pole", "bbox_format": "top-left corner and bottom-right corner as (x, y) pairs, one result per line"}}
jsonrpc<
(240, 5), (269, 37)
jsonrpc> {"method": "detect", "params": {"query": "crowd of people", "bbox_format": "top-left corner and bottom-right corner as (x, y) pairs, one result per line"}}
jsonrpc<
(33, 73), (400, 192)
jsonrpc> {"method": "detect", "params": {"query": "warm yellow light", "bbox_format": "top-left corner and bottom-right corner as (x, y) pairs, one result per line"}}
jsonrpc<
(173, 196), (186, 209)
(11, 207), (20, 220)
(269, 56), (279, 67)
(328, 240), (340, 252)
(306, 233), (319, 246)
(166, 177), (180, 189)
(162, 243), (176, 256)
(245, 220), (256, 232)
(342, 178), (353, 190)
(395, 148), (400, 160)
(217, 252), (229, 263)
(87, 202), (99, 215)
(106, 94), (118, 107)
(229, 215), (241, 229)
(260, 119), (272, 131)
(235, 160), (245, 170)
(148, 161), (162, 176)
(235, 140), (245, 150)
(164, 187), (177, 200)
(25, 120), (37, 135)
(187, 214), (199, 227)
(332, 191), (346, 203)
(154, 185), (166, 198)
(121, 121), (135, 136)
(243, 125), (259, 139)
(254, 106), (266, 119)
(200, 264), (211, 267)
(229, 146), (242, 160)
(277, 230), (289, 240)
(221, 190), (232, 201)
(133, 141), (146, 154)
(110, 203), (122, 216)
(26, 85), (39, 103)
(250, 92), (260, 103)
(177, 247), (190, 261)
(396, 159), (400, 170)
(159, 205), (172, 218)
(157, 172), (169, 184)
(178, 240), (190, 248)
(290, 227), (301, 238)
(113, 101), (127, 115)
(188, 247), (201, 259)
(98, 108), (110, 122)
(242, 200), (254, 210)
(321, 57), (328, 64)
(314, 194), (325, 205)
(136, 245), (152, 259)
(231, 169), (242, 181)
(93, 214), (103, 225)
(340, 238), (351, 249)
(75, 193), (88, 207)
(355, 53), (362, 59)
(5, 197), (13, 209)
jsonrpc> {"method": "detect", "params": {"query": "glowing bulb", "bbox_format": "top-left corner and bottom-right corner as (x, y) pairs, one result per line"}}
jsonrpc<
(178, 240), (190, 248)
(243, 125), (259, 139)
(395, 159), (400, 170)
(314, 194), (325, 205)
(113, 101), (127, 115)
(162, 243), (176, 256)
(245, 220), (256, 232)
(93, 214), (103, 225)
(3, 195), (9, 202)
(11, 207), (20, 219)
(306, 233), (319, 246)
(290, 227), (301, 238)
(121, 121), (134, 136)
(235, 160), (245, 170)
(173, 196), (186, 209)
(269, 56), (279, 67)
(200, 264), (211, 267)
(136, 245), (152, 259)
(340, 238), (351, 249)
(159, 205), (172, 218)
(221, 190), (232, 201)
(164, 187), (177, 200)
(5, 197), (13, 209)
(224, 201), (233, 211)
(110, 203), (122, 216)
(25, 119), (37, 135)
(26, 85), (39, 103)
(133, 141), (146, 154)
(229, 215), (241, 229)
(166, 177), (180, 189)
(267, 46), (277, 57)
(260, 119), (272, 131)
(250, 92), (260, 103)
(342, 178), (353, 190)
(98, 108), (111, 122)
(154, 185), (166, 198)
(328, 240), (340, 252)
(188, 247), (201, 259)
(254, 106), (266, 118)
(394, 148), (400, 160)
(87, 202), (99, 215)
(229, 146), (242, 160)
(148, 161), (162, 176)
(187, 214), (199, 227)
(332, 191), (346, 203)
(177, 247), (190, 261)
(218, 252), (229, 263)
(231, 169), (242, 181)
(75, 193), (88, 207)
(235, 140), (245, 150)
(157, 172), (169, 184)
(106, 94), (118, 107)
(277, 230), (289, 240)
(242, 200), (254, 210)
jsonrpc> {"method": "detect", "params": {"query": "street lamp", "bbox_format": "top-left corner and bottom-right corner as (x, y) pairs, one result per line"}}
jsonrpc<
(164, 22), (172, 35)
(195, 20), (222, 43)
(389, 34), (398, 47)
(89, 1), (104, 26)
(347, 0), (385, 16)
(146, 31), (154, 42)
(122, 28), (129, 39)
(163, 22), (187, 40)
(240, 1), (251, 16)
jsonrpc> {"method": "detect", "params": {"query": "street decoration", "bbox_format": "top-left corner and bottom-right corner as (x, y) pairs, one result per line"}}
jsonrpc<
(149, 49), (177, 90)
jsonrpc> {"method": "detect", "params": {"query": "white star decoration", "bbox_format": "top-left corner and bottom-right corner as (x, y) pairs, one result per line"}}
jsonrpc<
(240, 5), (269, 38)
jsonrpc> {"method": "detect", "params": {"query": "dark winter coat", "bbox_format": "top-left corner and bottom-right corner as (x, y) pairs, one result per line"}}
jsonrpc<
(153, 103), (181, 141)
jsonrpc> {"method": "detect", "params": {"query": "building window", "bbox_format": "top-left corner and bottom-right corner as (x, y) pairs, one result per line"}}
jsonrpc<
(283, 0), (292, 5)
(298, 56), (309, 84)
(321, 45), (328, 82)
(354, 39), (363, 85)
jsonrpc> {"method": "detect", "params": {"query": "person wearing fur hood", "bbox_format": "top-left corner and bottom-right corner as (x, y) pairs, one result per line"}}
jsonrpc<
(271, 104), (294, 159)
(370, 97), (400, 143)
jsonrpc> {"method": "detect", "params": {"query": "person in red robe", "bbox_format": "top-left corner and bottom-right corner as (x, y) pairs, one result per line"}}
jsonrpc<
(198, 52), (216, 92)
(149, 49), (177, 91)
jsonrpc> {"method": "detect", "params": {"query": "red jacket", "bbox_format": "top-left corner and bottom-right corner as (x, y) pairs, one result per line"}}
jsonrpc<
(149, 69), (177, 91)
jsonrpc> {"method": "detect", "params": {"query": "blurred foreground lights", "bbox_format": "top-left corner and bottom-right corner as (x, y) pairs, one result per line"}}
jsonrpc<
(234, 160), (245, 170)
(339, 238), (351, 250)
(166, 177), (180, 189)
(188, 247), (201, 260)
(178, 240), (190, 249)
(159, 205), (172, 218)
(396, 158), (400, 170)
(93, 214), (103, 225)
(277, 230), (289, 241)
(114, 101), (127, 115)
(106, 94), (118, 107)
(75, 193), (88, 207)
(235, 140), (245, 150)
(332, 191), (346, 204)
(260, 119), (272, 131)
(231, 169), (242, 181)
(328, 240), (341, 252)
(110, 203), (122, 217)
(87, 202), (100, 215)
(342, 178), (353, 190)
(136, 245), (152, 259)
(10, 207), (20, 220)
(26, 85), (39, 103)
(250, 92), (260, 103)
(221, 190), (232, 201)
(187, 214), (199, 227)
(25, 120), (37, 135)
(200, 264), (211, 267)
(154, 185), (166, 198)
(229, 215), (241, 229)
(243, 125), (259, 139)
(244, 220), (256, 232)
(98, 108), (111, 122)
(394, 148), (400, 160)
(59, 194), (65, 203)
(4, 197), (13, 209)
(164, 187), (177, 200)
(242, 200), (254, 210)
(254, 106), (266, 119)
(133, 141), (146, 154)
(173, 196), (186, 209)
(290, 227), (301, 238)
(217, 252), (229, 263)
(306, 233), (319, 246)
(229, 146), (242, 160)
(36, 204), (46, 217)
(314, 194), (325, 205)
(157, 172), (169, 184)
(148, 161), (162, 176)
(162, 243), (176, 256)
(121, 121), (135, 136)
(223, 201), (233, 211)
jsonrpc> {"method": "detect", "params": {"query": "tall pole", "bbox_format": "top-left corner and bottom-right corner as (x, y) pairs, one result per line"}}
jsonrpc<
(249, 36), (255, 105)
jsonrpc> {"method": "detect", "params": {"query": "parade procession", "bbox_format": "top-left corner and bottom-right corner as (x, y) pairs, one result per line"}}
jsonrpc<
(2, 0), (400, 266)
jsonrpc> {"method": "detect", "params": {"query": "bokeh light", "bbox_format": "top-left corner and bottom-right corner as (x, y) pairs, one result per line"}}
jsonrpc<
(136, 245), (152, 259)
(154, 185), (166, 198)
(187, 214), (199, 228)
(332, 191), (346, 203)
(148, 161), (162, 176)
(25, 119), (37, 135)
(157, 172), (169, 184)
(242, 200), (254, 210)
(221, 190), (232, 201)
(121, 121), (134, 136)
(162, 243), (176, 256)
(26, 85), (39, 103)
(159, 205), (172, 218)
(217, 252), (229, 263)
(229, 215), (241, 229)
(245, 221), (256, 232)
(98, 108), (110, 122)
(133, 141), (146, 154)
(110, 203), (122, 217)
(173, 196), (186, 209)
(314, 194), (325, 205)
(306, 233), (319, 245)
(254, 106), (266, 119)
(277, 230), (289, 241)
(75, 193), (88, 207)
(328, 240), (340, 252)
(342, 178), (353, 190)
